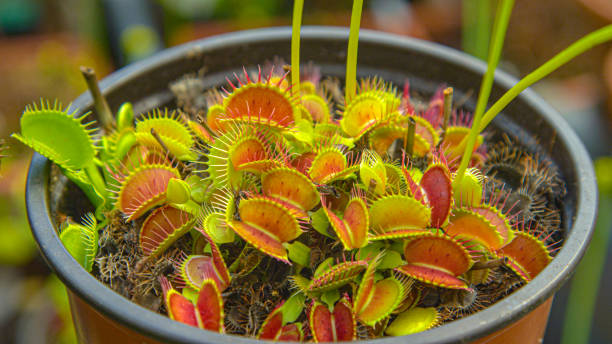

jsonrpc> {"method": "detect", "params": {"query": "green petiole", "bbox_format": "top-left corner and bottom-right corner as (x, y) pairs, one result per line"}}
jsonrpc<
(84, 162), (108, 200)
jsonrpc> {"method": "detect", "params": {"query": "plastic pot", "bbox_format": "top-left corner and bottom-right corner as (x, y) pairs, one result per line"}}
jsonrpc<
(26, 27), (597, 343)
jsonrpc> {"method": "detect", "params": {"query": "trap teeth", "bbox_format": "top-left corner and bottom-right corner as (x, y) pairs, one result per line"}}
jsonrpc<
(355, 257), (408, 326)
(321, 193), (368, 250)
(308, 260), (368, 293)
(445, 209), (504, 251)
(396, 233), (472, 290)
(161, 277), (224, 332)
(223, 82), (298, 129)
(262, 167), (320, 213)
(501, 231), (551, 282)
(227, 196), (302, 262)
(139, 205), (195, 258)
(116, 164), (181, 221)
(369, 195), (431, 234)
(420, 163), (453, 228)
(308, 147), (359, 184)
(258, 302), (304, 341)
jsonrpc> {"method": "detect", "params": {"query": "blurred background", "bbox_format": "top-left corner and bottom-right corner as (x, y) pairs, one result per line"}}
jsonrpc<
(0, 0), (611, 343)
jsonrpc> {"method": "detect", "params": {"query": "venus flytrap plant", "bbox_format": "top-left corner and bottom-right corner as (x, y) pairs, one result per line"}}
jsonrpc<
(354, 253), (413, 326)
(227, 195), (303, 263)
(12, 101), (108, 212)
(262, 166), (320, 217)
(419, 158), (453, 228)
(109, 154), (180, 221)
(139, 204), (195, 258)
(135, 109), (197, 161)
(199, 204), (235, 244)
(308, 145), (360, 184)
(258, 301), (304, 341)
(385, 306), (441, 337)
(98, 102), (138, 168)
(309, 295), (356, 342)
(222, 69), (299, 130)
(160, 275), (224, 332)
(359, 150), (387, 195)
(174, 228), (231, 291)
(321, 187), (369, 250)
(395, 233), (475, 290)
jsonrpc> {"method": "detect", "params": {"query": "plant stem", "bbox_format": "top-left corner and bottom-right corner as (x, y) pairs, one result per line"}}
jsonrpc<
(455, 0), (514, 184)
(195, 112), (217, 138)
(345, 0), (364, 102)
(80, 66), (116, 133)
(478, 24), (612, 133)
(462, 0), (492, 60)
(440, 87), (453, 142)
(291, 0), (304, 94)
(404, 117), (416, 157)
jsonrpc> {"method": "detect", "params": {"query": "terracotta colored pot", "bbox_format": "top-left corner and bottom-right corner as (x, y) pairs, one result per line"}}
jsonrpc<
(26, 27), (597, 343)
(64, 291), (553, 344)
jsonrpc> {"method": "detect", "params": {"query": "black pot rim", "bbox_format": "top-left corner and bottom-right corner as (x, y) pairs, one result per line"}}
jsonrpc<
(26, 26), (598, 344)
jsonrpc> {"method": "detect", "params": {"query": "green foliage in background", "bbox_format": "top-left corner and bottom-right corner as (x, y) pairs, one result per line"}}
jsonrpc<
(562, 157), (612, 344)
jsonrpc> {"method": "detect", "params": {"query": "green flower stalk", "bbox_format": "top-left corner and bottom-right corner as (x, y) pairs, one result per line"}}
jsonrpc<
(478, 24), (612, 132)
(462, 0), (492, 60)
(455, 0), (514, 185)
(456, 24), (612, 163)
(345, 0), (364, 101)
(291, 0), (304, 94)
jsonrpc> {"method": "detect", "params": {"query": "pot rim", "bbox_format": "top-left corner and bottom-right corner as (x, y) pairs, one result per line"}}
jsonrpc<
(26, 26), (598, 344)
